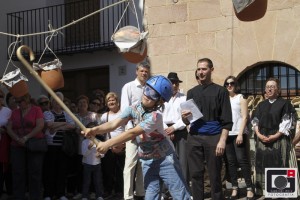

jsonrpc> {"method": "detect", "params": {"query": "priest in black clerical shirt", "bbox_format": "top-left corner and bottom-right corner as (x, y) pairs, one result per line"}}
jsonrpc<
(182, 58), (233, 200)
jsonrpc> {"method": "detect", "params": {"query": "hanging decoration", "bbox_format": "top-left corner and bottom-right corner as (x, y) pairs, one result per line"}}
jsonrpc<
(0, 37), (29, 97)
(1, 68), (29, 97)
(232, 0), (256, 13)
(33, 59), (63, 91)
(112, 0), (148, 63)
(113, 26), (148, 63)
(233, 0), (267, 21)
(32, 27), (64, 91)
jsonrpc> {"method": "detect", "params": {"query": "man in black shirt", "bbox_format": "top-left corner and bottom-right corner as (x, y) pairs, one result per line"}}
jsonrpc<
(182, 58), (233, 200)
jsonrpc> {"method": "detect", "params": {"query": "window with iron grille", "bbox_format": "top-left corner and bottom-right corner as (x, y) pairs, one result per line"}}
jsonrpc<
(238, 62), (300, 99)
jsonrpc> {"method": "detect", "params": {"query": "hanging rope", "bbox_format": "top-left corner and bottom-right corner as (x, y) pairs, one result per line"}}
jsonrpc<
(36, 25), (63, 64)
(3, 36), (21, 77)
(113, 1), (131, 36)
(113, 0), (141, 35)
(131, 0), (141, 32)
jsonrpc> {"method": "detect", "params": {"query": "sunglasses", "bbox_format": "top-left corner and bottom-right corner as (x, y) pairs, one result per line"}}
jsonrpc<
(143, 85), (160, 101)
(92, 102), (101, 106)
(225, 81), (235, 87)
(39, 101), (49, 106)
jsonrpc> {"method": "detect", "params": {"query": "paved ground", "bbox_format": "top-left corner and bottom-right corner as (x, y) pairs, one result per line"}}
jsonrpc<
(0, 180), (294, 200)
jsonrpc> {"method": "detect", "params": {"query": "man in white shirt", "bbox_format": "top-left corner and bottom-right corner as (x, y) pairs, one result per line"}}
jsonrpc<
(163, 72), (188, 182)
(121, 62), (150, 200)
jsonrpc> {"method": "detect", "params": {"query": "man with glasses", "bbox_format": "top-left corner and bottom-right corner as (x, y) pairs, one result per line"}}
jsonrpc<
(37, 94), (50, 112)
(181, 58), (232, 200)
(120, 61), (150, 200)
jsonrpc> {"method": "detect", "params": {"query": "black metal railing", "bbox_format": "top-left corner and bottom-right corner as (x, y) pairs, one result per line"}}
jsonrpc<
(239, 62), (300, 99)
(7, 0), (129, 59)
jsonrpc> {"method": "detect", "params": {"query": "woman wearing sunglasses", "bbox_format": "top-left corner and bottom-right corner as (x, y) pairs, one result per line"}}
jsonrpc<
(223, 76), (254, 200)
(82, 75), (191, 200)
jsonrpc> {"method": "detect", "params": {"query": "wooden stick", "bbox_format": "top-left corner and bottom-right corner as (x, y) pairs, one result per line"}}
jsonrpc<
(16, 45), (98, 145)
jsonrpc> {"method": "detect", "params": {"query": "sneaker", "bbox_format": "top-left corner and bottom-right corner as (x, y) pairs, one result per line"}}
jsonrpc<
(96, 197), (104, 200)
(73, 193), (82, 200)
(44, 197), (51, 200)
(59, 196), (68, 200)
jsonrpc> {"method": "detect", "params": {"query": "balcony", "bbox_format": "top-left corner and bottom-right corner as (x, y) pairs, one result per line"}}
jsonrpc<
(7, 0), (129, 59)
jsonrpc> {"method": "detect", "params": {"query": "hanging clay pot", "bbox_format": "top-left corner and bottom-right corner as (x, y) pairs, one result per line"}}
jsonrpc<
(0, 68), (29, 98)
(9, 80), (29, 98)
(112, 26), (148, 63)
(33, 59), (64, 91)
(234, 0), (267, 21)
(122, 44), (147, 64)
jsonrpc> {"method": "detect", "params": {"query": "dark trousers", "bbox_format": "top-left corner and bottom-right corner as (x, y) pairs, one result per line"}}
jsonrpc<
(225, 134), (253, 189)
(0, 162), (12, 196)
(187, 134), (223, 200)
(172, 128), (189, 183)
(43, 145), (69, 198)
(82, 163), (103, 198)
(66, 154), (79, 194)
(67, 154), (83, 194)
(101, 150), (125, 194)
(10, 146), (44, 200)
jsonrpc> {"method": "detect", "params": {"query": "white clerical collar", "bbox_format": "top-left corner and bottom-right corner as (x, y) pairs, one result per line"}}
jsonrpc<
(268, 98), (277, 104)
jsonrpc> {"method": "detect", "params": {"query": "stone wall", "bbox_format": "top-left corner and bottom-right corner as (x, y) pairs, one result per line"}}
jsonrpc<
(143, 0), (300, 93)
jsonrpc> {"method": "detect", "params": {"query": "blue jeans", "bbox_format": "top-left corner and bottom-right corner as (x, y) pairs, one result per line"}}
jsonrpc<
(140, 153), (191, 200)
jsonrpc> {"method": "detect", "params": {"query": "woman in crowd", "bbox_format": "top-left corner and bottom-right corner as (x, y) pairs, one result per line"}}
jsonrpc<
(252, 77), (295, 196)
(100, 92), (125, 198)
(43, 92), (76, 200)
(7, 93), (45, 200)
(92, 89), (107, 114)
(0, 89), (12, 198)
(223, 76), (254, 200)
(89, 96), (101, 113)
(5, 92), (17, 110)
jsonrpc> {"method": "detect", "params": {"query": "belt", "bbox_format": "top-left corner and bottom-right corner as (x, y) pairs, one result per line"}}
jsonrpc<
(167, 123), (174, 127)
